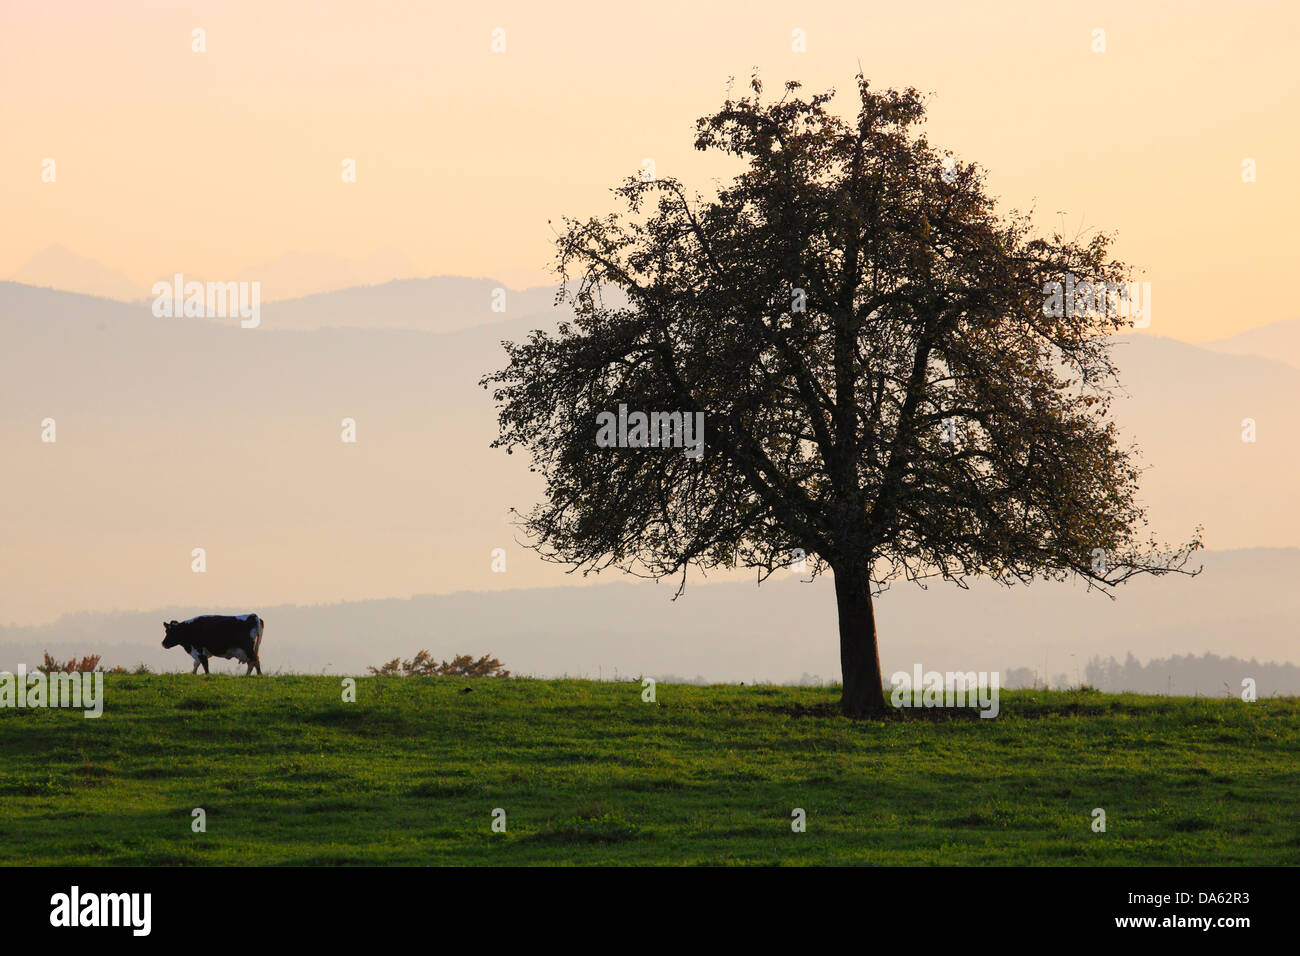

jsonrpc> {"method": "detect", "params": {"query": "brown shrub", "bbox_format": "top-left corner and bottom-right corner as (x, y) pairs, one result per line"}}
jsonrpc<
(367, 651), (509, 678)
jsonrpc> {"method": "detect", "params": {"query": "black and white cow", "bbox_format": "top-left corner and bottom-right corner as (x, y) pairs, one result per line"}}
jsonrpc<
(162, 615), (264, 674)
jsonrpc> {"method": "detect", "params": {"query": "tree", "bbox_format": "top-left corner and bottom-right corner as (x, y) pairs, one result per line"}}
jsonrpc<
(482, 75), (1201, 716)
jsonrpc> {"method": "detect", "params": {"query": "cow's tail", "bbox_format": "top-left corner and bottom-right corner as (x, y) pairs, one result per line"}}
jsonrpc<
(253, 616), (264, 675)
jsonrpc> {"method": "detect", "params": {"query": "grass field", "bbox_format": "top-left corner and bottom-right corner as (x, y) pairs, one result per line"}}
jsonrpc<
(0, 675), (1295, 865)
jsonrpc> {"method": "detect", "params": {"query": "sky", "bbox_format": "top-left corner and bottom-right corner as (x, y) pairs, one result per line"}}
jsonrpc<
(1, 0), (1297, 341)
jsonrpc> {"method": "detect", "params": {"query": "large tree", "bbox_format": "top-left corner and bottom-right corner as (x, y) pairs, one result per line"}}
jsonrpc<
(482, 76), (1201, 715)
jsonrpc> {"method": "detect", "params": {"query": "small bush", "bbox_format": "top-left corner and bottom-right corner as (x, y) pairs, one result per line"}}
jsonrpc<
(37, 652), (102, 674)
(368, 651), (510, 678)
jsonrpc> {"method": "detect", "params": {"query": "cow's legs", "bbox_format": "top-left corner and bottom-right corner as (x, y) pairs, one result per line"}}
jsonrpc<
(191, 659), (200, 675)
(199, 655), (210, 675)
(251, 620), (263, 675)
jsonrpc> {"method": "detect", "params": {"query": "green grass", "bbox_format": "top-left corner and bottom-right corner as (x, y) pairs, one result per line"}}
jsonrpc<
(0, 675), (1296, 865)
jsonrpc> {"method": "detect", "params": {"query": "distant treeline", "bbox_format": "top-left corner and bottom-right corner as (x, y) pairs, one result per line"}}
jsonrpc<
(1002, 652), (1300, 696)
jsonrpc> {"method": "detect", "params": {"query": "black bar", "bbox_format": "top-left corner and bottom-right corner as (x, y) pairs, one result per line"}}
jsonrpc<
(1, 865), (1289, 941)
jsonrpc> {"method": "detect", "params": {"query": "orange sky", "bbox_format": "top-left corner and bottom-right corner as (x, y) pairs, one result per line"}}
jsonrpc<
(2, 0), (1296, 341)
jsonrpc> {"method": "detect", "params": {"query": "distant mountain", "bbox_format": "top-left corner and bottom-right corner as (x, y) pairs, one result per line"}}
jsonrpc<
(251, 276), (566, 332)
(10, 244), (143, 302)
(242, 249), (421, 301)
(0, 275), (570, 333)
(0, 280), (569, 624)
(1201, 317), (1300, 371)
(1, 281), (1297, 645)
(4, 245), (558, 310)
(1103, 334), (1300, 553)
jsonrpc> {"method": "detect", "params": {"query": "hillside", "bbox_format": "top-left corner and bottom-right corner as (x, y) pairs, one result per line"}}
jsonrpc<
(1201, 316), (1300, 371)
(0, 677), (1294, 865)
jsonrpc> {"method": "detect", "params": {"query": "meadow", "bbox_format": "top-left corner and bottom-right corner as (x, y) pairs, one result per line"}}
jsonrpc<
(0, 675), (1295, 865)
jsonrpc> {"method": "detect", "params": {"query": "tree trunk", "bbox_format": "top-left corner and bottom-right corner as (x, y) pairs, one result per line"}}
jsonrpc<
(834, 563), (887, 717)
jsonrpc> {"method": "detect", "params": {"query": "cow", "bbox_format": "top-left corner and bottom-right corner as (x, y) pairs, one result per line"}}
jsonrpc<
(162, 615), (264, 675)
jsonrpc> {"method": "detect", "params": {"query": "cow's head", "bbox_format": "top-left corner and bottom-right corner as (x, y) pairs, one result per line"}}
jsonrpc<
(161, 620), (182, 648)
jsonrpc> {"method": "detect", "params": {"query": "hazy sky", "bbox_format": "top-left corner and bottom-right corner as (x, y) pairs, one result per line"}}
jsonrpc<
(2, 1), (1297, 341)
